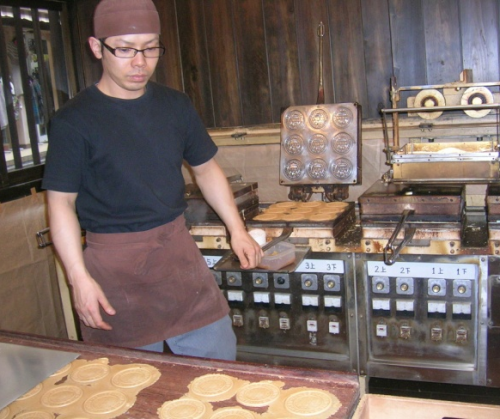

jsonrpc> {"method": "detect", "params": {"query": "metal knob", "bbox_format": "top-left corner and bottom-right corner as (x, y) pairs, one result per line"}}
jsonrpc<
(400, 283), (409, 292)
(432, 284), (441, 293)
(326, 280), (336, 289)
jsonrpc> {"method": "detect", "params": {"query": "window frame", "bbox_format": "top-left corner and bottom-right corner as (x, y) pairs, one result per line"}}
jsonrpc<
(0, 0), (75, 202)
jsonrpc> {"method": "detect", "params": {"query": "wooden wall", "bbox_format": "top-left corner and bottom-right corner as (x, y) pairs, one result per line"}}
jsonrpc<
(72, 0), (500, 128)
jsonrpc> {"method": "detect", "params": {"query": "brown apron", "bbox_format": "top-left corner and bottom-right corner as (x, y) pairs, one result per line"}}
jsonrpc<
(82, 215), (229, 347)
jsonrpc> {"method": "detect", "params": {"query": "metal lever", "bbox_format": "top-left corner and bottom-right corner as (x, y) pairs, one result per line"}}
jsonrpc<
(384, 209), (416, 265)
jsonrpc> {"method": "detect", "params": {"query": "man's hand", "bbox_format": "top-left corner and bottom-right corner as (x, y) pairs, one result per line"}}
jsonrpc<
(70, 271), (116, 330)
(229, 228), (263, 269)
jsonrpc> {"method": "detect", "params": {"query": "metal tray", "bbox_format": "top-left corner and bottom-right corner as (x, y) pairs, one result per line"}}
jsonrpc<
(213, 245), (311, 273)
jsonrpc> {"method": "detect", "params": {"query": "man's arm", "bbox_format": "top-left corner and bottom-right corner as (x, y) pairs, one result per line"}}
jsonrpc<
(47, 190), (115, 330)
(191, 158), (263, 269)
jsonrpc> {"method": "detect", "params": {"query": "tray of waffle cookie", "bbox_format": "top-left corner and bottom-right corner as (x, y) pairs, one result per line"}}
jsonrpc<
(247, 200), (355, 231)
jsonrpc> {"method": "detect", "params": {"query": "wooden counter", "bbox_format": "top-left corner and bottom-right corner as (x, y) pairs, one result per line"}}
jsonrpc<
(0, 330), (360, 418)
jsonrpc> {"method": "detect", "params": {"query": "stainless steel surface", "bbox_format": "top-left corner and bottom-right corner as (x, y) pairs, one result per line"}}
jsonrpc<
(0, 342), (79, 410)
(356, 253), (488, 386)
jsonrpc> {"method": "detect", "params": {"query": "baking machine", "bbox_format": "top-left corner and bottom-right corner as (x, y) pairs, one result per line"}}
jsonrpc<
(186, 72), (500, 389)
(187, 101), (363, 373)
(356, 72), (500, 387)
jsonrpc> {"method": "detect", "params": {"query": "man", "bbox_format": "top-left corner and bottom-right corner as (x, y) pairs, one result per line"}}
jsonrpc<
(42, 0), (262, 360)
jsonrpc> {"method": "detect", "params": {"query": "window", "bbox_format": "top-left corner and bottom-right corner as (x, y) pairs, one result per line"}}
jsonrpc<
(0, 1), (73, 199)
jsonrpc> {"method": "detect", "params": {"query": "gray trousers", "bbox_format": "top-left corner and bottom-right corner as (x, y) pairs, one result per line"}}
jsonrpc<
(137, 315), (236, 361)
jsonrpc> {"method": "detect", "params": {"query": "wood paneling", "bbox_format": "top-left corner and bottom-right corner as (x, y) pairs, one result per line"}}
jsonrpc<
(295, 0), (333, 105)
(176, 0), (214, 126)
(72, 0), (500, 127)
(262, 0), (301, 119)
(204, 0), (242, 127)
(328, 0), (368, 108)
(360, 0), (392, 117)
(155, 0), (183, 91)
(389, 0), (426, 108)
(232, 0), (272, 125)
(459, 0), (500, 83)
(423, 0), (462, 85)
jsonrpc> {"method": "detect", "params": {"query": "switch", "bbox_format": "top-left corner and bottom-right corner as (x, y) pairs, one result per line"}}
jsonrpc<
(372, 298), (390, 311)
(279, 314), (290, 330)
(252, 273), (269, 288)
(302, 295), (319, 307)
(329, 321), (340, 334)
(253, 292), (270, 304)
(307, 319), (318, 332)
(212, 271), (222, 285)
(274, 274), (290, 289)
(428, 301), (446, 314)
(399, 323), (411, 339)
(453, 280), (472, 297)
(226, 272), (242, 286)
(227, 290), (244, 302)
(324, 275), (341, 292)
(258, 316), (270, 329)
(396, 277), (414, 295)
(324, 296), (342, 308)
(396, 299), (414, 313)
(452, 302), (472, 319)
(372, 276), (390, 294)
(274, 293), (291, 305)
(301, 274), (318, 290)
(376, 322), (388, 337)
(431, 326), (443, 341)
(428, 278), (446, 296)
(232, 314), (243, 327)
(456, 327), (468, 343)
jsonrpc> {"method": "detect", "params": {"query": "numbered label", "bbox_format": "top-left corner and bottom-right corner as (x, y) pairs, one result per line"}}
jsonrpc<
(296, 259), (344, 273)
(367, 261), (476, 279)
(204, 255), (222, 268)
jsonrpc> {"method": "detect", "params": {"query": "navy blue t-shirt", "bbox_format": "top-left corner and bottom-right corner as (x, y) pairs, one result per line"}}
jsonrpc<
(42, 82), (217, 233)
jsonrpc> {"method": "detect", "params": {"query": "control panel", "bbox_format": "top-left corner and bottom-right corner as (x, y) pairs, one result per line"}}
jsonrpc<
(203, 250), (357, 372)
(357, 254), (487, 386)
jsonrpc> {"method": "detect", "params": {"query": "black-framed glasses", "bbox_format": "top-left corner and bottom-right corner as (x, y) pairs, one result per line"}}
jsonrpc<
(100, 40), (165, 58)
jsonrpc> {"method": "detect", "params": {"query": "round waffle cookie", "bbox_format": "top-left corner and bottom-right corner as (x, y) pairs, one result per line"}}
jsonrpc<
(324, 201), (348, 209)
(40, 385), (83, 408)
(158, 397), (208, 419)
(236, 381), (281, 407)
(13, 411), (54, 419)
(70, 362), (110, 384)
(50, 363), (72, 377)
(83, 390), (130, 415)
(210, 406), (256, 419)
(111, 365), (157, 388)
(17, 383), (43, 400)
(296, 201), (325, 209)
(189, 374), (235, 401)
(308, 213), (339, 222)
(273, 201), (298, 209)
(284, 389), (339, 417)
(264, 206), (288, 214)
(280, 213), (306, 222)
(253, 213), (278, 222)
(0, 407), (10, 419)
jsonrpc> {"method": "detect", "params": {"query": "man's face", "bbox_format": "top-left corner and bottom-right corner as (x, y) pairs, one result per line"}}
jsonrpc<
(89, 33), (160, 99)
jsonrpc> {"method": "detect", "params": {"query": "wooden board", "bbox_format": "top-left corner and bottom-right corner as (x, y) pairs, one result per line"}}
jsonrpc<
(0, 331), (360, 419)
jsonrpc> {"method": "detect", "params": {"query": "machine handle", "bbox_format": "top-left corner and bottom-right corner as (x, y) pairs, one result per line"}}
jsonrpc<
(384, 209), (416, 265)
